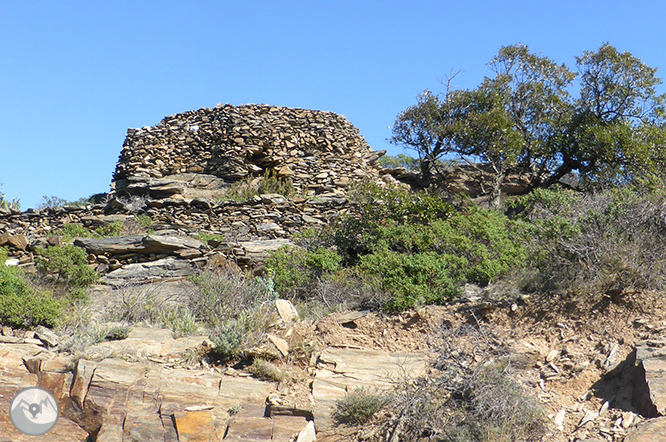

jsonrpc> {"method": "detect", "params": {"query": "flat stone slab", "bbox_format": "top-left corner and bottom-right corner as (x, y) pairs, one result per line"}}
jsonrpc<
(74, 234), (205, 255)
(85, 328), (210, 360)
(104, 257), (195, 281)
(624, 416), (666, 442)
(313, 348), (426, 409)
(238, 239), (293, 259)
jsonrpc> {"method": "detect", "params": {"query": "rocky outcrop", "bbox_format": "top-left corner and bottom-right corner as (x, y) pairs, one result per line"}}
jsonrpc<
(112, 104), (385, 200)
(0, 326), (316, 441)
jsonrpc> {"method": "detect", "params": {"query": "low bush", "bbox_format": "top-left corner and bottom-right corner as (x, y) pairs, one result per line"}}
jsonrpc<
(383, 324), (546, 442)
(107, 284), (196, 336)
(55, 224), (96, 241)
(250, 358), (286, 382)
(188, 268), (278, 357)
(94, 220), (124, 237)
(509, 186), (666, 297)
(35, 245), (99, 288)
(334, 388), (388, 426)
(266, 246), (342, 299)
(0, 251), (61, 328)
(267, 182), (525, 311)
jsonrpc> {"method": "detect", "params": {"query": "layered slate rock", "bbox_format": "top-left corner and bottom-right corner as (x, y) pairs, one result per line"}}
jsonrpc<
(312, 348), (426, 426)
(624, 416), (666, 442)
(632, 339), (666, 417)
(74, 234), (205, 256)
(112, 104), (386, 200)
(0, 329), (312, 441)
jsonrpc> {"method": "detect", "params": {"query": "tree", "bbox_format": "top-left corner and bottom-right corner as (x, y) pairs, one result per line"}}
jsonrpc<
(391, 44), (666, 203)
(390, 88), (452, 186)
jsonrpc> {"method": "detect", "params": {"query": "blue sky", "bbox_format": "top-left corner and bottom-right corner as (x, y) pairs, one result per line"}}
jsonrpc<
(1, 1), (665, 209)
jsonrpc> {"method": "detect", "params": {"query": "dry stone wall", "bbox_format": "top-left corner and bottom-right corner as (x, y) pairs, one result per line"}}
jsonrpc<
(1, 104), (391, 277)
(113, 104), (386, 200)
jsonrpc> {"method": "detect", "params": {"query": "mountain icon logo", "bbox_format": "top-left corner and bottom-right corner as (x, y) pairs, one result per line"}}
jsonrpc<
(9, 387), (59, 436)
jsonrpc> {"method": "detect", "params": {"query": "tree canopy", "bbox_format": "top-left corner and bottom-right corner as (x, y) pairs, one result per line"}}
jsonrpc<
(391, 43), (666, 206)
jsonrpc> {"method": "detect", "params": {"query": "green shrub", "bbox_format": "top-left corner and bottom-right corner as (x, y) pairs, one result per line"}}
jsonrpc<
(510, 186), (666, 296)
(159, 305), (198, 337)
(265, 183), (524, 311)
(359, 251), (465, 311)
(332, 183), (454, 264)
(211, 318), (249, 357)
(36, 245), (99, 288)
(334, 388), (388, 426)
(54, 224), (96, 241)
(188, 268), (278, 358)
(94, 220), (124, 237)
(0, 251), (61, 327)
(257, 171), (295, 197)
(121, 215), (154, 235)
(266, 246), (342, 298)
(195, 232), (225, 246)
(105, 326), (130, 341)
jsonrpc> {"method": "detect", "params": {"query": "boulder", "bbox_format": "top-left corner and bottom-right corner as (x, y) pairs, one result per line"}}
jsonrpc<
(633, 340), (666, 417)
(624, 416), (666, 442)
(104, 258), (195, 282)
(74, 235), (205, 256)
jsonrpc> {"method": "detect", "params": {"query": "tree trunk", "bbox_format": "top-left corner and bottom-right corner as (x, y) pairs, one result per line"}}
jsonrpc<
(488, 155), (504, 209)
(489, 170), (504, 209)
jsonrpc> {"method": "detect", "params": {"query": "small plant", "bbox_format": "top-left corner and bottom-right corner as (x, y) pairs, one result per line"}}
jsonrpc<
(211, 319), (247, 357)
(54, 224), (96, 241)
(94, 220), (124, 237)
(108, 284), (197, 336)
(266, 246), (342, 299)
(38, 195), (68, 210)
(250, 358), (286, 382)
(222, 170), (295, 202)
(159, 305), (198, 337)
(35, 245), (99, 288)
(105, 326), (130, 341)
(228, 405), (243, 416)
(333, 388), (388, 426)
(132, 214), (153, 230)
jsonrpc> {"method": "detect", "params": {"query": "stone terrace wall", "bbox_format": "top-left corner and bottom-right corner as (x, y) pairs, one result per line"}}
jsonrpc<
(113, 104), (385, 200)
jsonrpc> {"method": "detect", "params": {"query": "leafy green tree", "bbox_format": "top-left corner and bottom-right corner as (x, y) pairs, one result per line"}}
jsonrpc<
(550, 43), (666, 188)
(392, 43), (666, 202)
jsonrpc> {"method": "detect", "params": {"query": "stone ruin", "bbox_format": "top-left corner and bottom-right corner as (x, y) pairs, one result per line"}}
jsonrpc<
(0, 104), (393, 276)
(0, 103), (535, 277)
(111, 103), (386, 202)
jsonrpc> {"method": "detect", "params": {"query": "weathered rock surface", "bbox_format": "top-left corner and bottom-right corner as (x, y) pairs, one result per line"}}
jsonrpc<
(0, 333), (311, 441)
(74, 234), (205, 255)
(103, 257), (196, 283)
(312, 348), (426, 426)
(632, 339), (666, 417)
(0, 343), (88, 442)
(624, 416), (666, 442)
(112, 104), (385, 199)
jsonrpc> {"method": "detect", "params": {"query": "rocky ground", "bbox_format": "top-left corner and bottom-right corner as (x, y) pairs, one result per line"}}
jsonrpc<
(2, 278), (666, 441)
